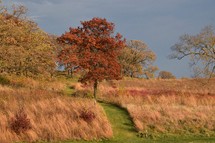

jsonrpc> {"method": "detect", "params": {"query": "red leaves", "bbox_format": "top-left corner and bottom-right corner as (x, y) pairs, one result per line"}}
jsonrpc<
(10, 108), (32, 134)
(58, 17), (126, 83)
(80, 109), (96, 122)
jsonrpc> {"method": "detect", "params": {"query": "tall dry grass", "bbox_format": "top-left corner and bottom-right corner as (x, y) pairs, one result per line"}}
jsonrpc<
(6, 75), (66, 93)
(0, 81), (112, 143)
(98, 78), (215, 137)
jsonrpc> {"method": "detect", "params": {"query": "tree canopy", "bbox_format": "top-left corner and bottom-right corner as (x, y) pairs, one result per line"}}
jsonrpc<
(0, 3), (56, 77)
(119, 40), (158, 78)
(58, 17), (125, 99)
(158, 71), (176, 79)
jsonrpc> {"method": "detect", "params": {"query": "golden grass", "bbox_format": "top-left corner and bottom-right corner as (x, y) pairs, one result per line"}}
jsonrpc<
(98, 78), (215, 137)
(0, 78), (112, 143)
(6, 75), (66, 93)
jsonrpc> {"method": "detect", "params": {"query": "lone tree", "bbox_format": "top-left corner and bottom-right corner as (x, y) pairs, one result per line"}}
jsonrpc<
(170, 26), (215, 78)
(58, 17), (125, 100)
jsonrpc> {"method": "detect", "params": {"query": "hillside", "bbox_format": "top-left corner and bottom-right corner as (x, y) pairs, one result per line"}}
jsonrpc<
(0, 76), (215, 142)
(98, 78), (215, 138)
(0, 76), (112, 143)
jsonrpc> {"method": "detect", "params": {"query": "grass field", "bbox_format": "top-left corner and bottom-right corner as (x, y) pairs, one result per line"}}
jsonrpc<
(0, 75), (215, 143)
(0, 76), (112, 143)
(59, 102), (215, 143)
(97, 78), (215, 140)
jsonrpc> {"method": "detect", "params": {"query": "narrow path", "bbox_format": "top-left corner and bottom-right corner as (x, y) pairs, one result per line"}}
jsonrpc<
(99, 102), (144, 143)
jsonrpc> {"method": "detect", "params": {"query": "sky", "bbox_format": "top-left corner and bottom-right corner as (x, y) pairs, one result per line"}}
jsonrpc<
(3, 0), (215, 77)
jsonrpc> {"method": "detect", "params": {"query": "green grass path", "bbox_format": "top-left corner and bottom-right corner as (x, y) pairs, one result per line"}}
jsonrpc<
(99, 102), (144, 143)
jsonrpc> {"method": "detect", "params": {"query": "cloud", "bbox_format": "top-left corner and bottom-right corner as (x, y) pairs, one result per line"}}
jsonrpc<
(11, 0), (61, 4)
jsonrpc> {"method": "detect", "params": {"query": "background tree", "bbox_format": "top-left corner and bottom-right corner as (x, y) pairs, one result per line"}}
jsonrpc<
(158, 71), (176, 79)
(58, 17), (125, 100)
(119, 40), (158, 78)
(170, 26), (215, 78)
(143, 66), (159, 79)
(0, 3), (56, 77)
(57, 41), (79, 77)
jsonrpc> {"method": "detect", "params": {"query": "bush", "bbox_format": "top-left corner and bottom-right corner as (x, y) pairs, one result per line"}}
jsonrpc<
(10, 108), (31, 134)
(158, 71), (176, 79)
(80, 109), (96, 122)
(0, 75), (10, 85)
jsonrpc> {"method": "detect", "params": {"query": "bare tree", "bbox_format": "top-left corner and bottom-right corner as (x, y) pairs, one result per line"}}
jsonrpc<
(170, 26), (215, 78)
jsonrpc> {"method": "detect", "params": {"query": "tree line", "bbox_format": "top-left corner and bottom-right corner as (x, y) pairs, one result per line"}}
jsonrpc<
(0, 2), (214, 80)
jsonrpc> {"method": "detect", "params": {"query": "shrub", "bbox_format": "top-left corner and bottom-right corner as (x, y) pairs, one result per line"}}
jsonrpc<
(10, 108), (31, 134)
(158, 71), (176, 79)
(80, 109), (96, 122)
(0, 75), (10, 85)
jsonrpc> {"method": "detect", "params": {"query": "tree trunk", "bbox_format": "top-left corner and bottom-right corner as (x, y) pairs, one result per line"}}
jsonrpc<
(70, 69), (73, 78)
(93, 80), (98, 101)
(67, 69), (73, 78)
(67, 69), (70, 76)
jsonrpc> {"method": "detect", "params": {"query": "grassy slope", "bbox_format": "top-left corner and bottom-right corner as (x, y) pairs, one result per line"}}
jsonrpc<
(64, 102), (143, 143)
(99, 102), (215, 143)
(64, 102), (215, 143)
(63, 78), (215, 143)
(0, 76), (113, 143)
(7, 77), (213, 143)
(35, 77), (214, 143)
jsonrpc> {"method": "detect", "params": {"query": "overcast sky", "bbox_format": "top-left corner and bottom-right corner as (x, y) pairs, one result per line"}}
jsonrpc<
(3, 0), (215, 77)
